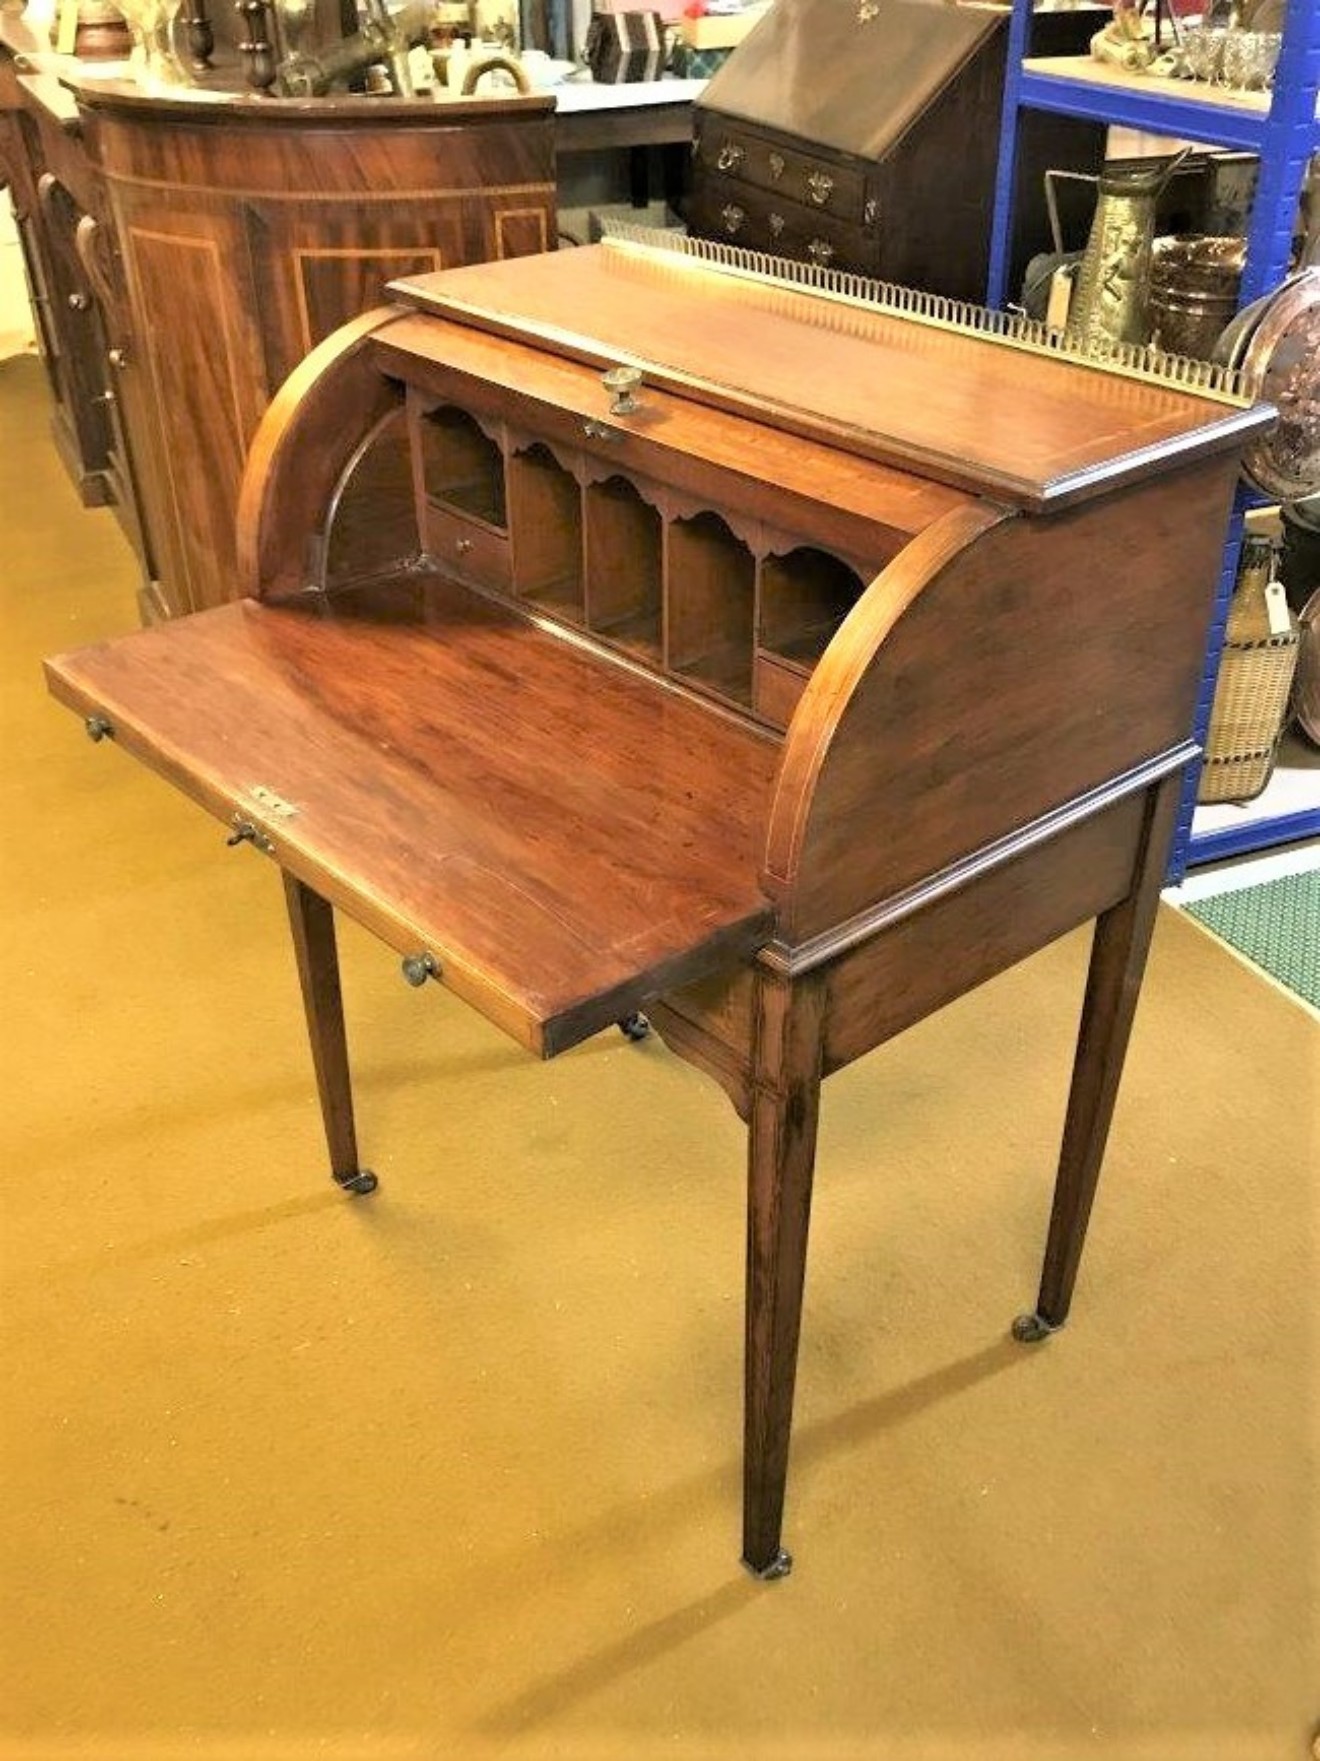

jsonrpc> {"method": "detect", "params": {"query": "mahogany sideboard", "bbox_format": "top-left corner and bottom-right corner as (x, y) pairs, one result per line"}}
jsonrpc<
(0, 16), (555, 620)
(46, 237), (1272, 1577)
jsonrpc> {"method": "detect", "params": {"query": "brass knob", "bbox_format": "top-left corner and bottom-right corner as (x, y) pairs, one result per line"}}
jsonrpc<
(107, 347), (129, 370)
(401, 951), (439, 987)
(455, 537), (473, 556)
(84, 714), (114, 742)
(602, 366), (642, 417)
(67, 291), (90, 312)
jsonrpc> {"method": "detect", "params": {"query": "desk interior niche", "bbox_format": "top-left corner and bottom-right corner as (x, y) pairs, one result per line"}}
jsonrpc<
(403, 387), (879, 730)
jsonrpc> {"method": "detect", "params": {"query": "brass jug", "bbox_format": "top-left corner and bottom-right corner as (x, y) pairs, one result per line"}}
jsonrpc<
(1067, 150), (1192, 352)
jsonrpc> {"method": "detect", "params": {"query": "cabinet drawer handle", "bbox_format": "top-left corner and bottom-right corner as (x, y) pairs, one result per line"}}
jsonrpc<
(768, 152), (785, 182)
(401, 951), (440, 986)
(582, 418), (621, 442)
(769, 213), (785, 238)
(721, 204), (745, 236)
(454, 537), (473, 556)
(717, 142), (744, 173)
(806, 238), (835, 267)
(806, 171), (835, 208)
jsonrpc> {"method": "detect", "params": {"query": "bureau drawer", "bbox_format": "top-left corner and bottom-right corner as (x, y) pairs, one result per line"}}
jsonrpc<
(689, 178), (878, 277)
(696, 120), (869, 226)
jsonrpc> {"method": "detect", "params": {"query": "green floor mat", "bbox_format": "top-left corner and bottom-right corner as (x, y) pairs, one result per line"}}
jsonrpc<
(1186, 871), (1320, 1010)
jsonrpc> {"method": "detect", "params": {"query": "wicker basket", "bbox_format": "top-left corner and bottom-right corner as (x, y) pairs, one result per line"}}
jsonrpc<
(1198, 538), (1300, 804)
(1199, 633), (1300, 802)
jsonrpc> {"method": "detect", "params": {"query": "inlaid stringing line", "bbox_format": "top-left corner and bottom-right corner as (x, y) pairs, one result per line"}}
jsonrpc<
(598, 222), (1251, 407)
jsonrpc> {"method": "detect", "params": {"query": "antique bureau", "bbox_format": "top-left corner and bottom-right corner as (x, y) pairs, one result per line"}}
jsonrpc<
(686, 0), (1109, 300)
(46, 232), (1271, 1577)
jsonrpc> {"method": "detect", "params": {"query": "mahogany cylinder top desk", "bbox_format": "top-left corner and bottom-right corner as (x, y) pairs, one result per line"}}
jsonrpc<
(45, 231), (1272, 1577)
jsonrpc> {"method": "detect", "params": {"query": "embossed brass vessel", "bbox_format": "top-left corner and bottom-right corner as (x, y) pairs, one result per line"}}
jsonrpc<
(1067, 151), (1191, 353)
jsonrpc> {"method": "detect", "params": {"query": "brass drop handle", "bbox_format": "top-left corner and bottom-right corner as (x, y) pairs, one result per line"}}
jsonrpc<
(85, 714), (114, 742)
(401, 951), (440, 986)
(601, 366), (642, 417)
(805, 171), (835, 208)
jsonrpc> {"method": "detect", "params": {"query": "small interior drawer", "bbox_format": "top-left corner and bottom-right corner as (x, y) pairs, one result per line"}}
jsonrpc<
(754, 652), (810, 730)
(422, 500), (512, 592)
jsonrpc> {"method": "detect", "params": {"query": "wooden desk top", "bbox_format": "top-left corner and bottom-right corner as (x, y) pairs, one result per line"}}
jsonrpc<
(46, 572), (779, 1054)
(393, 243), (1270, 510)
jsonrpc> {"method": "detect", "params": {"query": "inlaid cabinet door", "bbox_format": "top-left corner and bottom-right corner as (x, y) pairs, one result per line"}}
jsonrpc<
(243, 199), (467, 392)
(113, 193), (269, 614)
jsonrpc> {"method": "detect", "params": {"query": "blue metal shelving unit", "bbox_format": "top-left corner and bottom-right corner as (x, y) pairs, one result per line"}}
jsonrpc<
(987, 0), (1320, 877)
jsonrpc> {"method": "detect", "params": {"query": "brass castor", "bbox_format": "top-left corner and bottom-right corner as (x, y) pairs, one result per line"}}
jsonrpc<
(334, 1169), (379, 1195)
(743, 1548), (793, 1582)
(1011, 1311), (1061, 1344)
(618, 1012), (651, 1042)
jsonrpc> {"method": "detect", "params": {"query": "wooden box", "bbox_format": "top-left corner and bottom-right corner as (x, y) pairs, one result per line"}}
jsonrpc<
(583, 10), (667, 81)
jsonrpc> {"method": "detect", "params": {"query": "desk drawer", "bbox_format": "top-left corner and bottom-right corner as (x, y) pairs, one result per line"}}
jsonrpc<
(753, 651), (810, 730)
(421, 500), (512, 592)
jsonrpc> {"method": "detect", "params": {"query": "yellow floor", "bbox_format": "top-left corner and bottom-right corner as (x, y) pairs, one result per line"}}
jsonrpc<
(1, 353), (1317, 1761)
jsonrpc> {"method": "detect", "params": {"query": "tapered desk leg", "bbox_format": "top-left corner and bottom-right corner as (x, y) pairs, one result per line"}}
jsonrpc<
(743, 971), (827, 1580)
(1014, 774), (1183, 1342)
(282, 873), (377, 1196)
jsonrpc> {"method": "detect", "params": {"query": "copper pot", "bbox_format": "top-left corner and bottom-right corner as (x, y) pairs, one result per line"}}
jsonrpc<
(1148, 235), (1246, 360)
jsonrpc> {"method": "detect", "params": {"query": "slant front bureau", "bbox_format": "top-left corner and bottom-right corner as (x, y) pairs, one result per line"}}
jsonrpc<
(45, 233), (1272, 1578)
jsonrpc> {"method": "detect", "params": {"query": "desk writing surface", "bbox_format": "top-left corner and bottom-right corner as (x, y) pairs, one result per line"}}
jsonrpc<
(46, 572), (780, 1054)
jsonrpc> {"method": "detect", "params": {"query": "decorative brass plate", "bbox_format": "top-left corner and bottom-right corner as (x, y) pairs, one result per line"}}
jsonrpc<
(1241, 269), (1320, 501)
